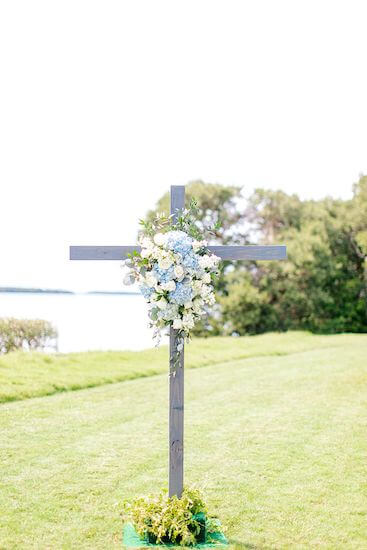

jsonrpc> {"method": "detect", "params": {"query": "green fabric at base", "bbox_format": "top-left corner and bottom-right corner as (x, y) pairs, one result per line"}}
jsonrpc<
(123, 523), (228, 548)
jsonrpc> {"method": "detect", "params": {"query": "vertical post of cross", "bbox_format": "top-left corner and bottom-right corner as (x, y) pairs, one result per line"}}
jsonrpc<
(169, 185), (185, 498)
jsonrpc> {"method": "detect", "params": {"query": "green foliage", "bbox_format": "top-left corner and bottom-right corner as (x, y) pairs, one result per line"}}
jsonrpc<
(145, 180), (243, 245)
(351, 174), (367, 257)
(140, 196), (221, 242)
(231, 185), (367, 334)
(145, 177), (367, 335)
(122, 488), (212, 546)
(0, 318), (57, 354)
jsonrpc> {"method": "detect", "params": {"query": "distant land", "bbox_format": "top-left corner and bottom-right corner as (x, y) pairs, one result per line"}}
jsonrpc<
(0, 287), (74, 294)
(87, 290), (140, 295)
(0, 287), (139, 295)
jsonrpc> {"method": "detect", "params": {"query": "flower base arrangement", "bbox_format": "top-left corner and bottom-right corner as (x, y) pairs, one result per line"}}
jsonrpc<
(122, 488), (228, 548)
(123, 200), (221, 367)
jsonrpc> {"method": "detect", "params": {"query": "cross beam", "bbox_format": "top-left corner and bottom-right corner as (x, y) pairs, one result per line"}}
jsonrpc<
(70, 245), (286, 261)
(69, 185), (286, 499)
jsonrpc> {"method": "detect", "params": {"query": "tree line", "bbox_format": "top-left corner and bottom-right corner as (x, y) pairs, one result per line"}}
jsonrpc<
(145, 176), (367, 335)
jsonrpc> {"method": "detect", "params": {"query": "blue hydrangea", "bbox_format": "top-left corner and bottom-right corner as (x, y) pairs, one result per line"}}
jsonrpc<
(166, 230), (193, 256)
(140, 284), (154, 300)
(152, 265), (175, 283)
(169, 281), (193, 305)
(182, 252), (199, 270)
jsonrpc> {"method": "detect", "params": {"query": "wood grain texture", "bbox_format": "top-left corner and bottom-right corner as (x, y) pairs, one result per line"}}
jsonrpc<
(170, 185), (185, 220)
(169, 185), (185, 498)
(70, 245), (287, 261)
(169, 329), (184, 498)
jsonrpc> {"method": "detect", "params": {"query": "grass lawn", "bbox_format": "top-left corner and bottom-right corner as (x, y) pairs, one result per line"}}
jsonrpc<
(1, 332), (367, 549)
(0, 331), (364, 403)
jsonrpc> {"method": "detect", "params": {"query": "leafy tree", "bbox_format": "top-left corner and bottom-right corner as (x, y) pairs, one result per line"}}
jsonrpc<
(145, 180), (244, 244)
(144, 179), (367, 335)
(220, 189), (367, 334)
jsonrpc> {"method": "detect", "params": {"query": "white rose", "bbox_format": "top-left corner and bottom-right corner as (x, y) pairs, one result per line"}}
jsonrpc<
(174, 265), (184, 279)
(192, 240), (202, 252)
(139, 236), (153, 248)
(158, 257), (173, 270)
(154, 233), (167, 246)
(145, 272), (158, 287)
(161, 280), (176, 292)
(141, 248), (151, 258)
(173, 319), (183, 329)
(203, 272), (211, 284)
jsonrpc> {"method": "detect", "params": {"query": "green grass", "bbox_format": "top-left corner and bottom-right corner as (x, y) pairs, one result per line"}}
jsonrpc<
(0, 331), (365, 403)
(1, 333), (367, 549)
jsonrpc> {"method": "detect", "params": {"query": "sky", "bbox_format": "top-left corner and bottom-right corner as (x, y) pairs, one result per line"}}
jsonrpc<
(0, 0), (366, 292)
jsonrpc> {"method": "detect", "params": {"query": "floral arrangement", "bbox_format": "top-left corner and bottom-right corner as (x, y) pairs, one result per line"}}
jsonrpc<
(123, 200), (220, 366)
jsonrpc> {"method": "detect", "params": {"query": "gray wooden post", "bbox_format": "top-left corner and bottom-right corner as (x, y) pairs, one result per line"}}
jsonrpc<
(169, 185), (185, 498)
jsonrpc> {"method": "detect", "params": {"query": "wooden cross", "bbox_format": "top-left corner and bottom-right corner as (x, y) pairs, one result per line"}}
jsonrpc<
(70, 185), (286, 498)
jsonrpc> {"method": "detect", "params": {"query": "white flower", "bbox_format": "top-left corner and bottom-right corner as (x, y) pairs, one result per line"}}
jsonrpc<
(156, 297), (168, 310)
(154, 233), (167, 246)
(139, 236), (153, 248)
(173, 319), (183, 329)
(203, 272), (211, 284)
(158, 257), (173, 270)
(184, 301), (193, 309)
(141, 248), (151, 258)
(174, 265), (184, 279)
(161, 280), (176, 292)
(198, 255), (213, 269)
(201, 284), (212, 297)
(145, 272), (158, 287)
(192, 239), (207, 251)
(212, 254), (220, 266)
(193, 302), (204, 315)
(192, 240), (202, 251)
(183, 313), (195, 329)
(206, 294), (216, 305)
(192, 280), (203, 295)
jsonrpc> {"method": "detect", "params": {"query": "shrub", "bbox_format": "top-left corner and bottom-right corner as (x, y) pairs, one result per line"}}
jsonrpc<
(123, 488), (221, 546)
(0, 318), (58, 354)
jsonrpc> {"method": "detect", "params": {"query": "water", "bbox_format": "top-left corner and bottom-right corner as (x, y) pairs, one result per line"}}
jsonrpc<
(0, 292), (164, 352)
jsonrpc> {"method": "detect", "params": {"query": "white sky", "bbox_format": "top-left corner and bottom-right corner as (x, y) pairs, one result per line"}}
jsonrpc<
(1, 0), (366, 292)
